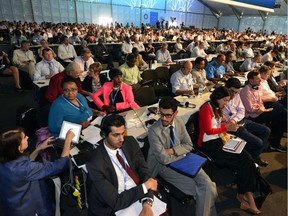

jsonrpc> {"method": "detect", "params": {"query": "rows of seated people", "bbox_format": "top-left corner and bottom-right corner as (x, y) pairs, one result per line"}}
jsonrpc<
(0, 20), (287, 216)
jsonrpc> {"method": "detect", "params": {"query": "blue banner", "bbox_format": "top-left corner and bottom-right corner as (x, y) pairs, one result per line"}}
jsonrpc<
(150, 12), (158, 26)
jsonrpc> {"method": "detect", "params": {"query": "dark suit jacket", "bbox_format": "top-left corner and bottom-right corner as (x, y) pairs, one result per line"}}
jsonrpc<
(86, 136), (153, 216)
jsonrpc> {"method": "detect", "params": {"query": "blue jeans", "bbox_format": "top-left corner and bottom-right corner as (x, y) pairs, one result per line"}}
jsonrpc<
(231, 119), (271, 159)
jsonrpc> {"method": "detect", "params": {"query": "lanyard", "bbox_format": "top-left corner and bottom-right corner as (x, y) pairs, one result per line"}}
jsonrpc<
(110, 88), (120, 105)
(108, 149), (127, 190)
(62, 95), (91, 118)
(64, 45), (70, 54)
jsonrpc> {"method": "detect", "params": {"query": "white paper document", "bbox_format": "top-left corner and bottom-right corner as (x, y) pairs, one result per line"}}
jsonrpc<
(81, 125), (102, 144)
(223, 137), (246, 154)
(115, 196), (166, 216)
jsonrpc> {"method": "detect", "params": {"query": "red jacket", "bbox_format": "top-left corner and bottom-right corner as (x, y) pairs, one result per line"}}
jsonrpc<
(198, 102), (227, 147)
(44, 72), (82, 103)
(92, 82), (140, 111)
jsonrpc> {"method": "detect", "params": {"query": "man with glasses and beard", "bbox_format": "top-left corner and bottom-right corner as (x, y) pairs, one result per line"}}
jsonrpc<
(147, 96), (218, 216)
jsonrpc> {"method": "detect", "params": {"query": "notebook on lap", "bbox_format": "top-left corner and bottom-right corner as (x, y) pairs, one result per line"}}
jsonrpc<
(52, 121), (82, 149)
(169, 153), (207, 178)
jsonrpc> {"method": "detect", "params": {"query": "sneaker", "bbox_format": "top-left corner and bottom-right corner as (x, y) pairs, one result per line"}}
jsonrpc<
(270, 145), (287, 153)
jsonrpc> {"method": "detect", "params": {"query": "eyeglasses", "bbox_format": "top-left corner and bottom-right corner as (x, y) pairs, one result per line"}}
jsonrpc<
(158, 112), (174, 118)
(63, 88), (78, 93)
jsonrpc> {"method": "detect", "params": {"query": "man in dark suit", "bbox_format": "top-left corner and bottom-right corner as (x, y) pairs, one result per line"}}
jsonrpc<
(86, 114), (157, 216)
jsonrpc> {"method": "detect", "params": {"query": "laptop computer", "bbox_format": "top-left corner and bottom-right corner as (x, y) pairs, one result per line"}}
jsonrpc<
(52, 121), (82, 149)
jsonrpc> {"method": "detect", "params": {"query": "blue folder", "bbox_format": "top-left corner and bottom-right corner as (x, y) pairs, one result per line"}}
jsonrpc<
(169, 153), (207, 178)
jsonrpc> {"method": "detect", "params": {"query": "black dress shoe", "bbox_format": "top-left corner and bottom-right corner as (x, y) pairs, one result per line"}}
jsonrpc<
(255, 158), (269, 167)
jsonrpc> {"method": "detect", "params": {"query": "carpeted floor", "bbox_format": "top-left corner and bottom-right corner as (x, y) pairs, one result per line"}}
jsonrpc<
(0, 76), (287, 216)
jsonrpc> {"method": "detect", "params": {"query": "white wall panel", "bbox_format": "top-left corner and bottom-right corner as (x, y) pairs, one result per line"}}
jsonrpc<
(51, 0), (61, 23)
(59, 0), (69, 23)
(239, 17), (263, 33)
(186, 13), (203, 28)
(22, 0), (33, 22)
(1, 0), (14, 21)
(68, 1), (76, 23)
(11, 0), (25, 21)
(31, 0), (43, 23)
(218, 16), (239, 31)
(264, 17), (288, 34)
(202, 15), (217, 29)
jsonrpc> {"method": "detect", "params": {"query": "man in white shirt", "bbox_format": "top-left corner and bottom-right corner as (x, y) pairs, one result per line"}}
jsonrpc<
(243, 42), (254, 58)
(170, 61), (194, 95)
(74, 48), (94, 73)
(191, 42), (208, 58)
(239, 54), (261, 72)
(12, 40), (36, 79)
(57, 36), (77, 66)
(34, 48), (64, 81)
(156, 43), (172, 63)
(121, 36), (133, 56)
(261, 50), (277, 63)
(86, 114), (158, 216)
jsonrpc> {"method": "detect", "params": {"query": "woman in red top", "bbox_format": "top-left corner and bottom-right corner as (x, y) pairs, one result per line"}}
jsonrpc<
(198, 86), (261, 215)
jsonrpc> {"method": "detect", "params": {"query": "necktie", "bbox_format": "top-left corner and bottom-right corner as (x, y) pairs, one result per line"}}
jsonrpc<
(17, 39), (20, 46)
(48, 62), (54, 75)
(116, 150), (140, 185)
(169, 125), (175, 148)
(84, 61), (87, 71)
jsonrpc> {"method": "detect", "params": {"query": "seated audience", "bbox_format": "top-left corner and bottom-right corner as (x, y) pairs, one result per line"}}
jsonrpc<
(239, 54), (261, 72)
(31, 29), (43, 45)
(119, 53), (142, 87)
(205, 54), (227, 82)
(0, 50), (23, 92)
(92, 68), (140, 113)
(223, 78), (270, 166)
(224, 51), (242, 75)
(0, 127), (74, 216)
(147, 96), (218, 216)
(198, 86), (261, 215)
(121, 36), (133, 56)
(94, 38), (114, 69)
(174, 38), (187, 55)
(259, 65), (286, 108)
(156, 43), (172, 63)
(261, 50), (278, 63)
(45, 62), (83, 103)
(12, 40), (36, 79)
(243, 41), (254, 58)
(239, 71), (287, 152)
(264, 61), (287, 93)
(34, 48), (64, 80)
(68, 29), (81, 44)
(74, 48), (94, 72)
(48, 76), (93, 136)
(170, 61), (195, 96)
(132, 47), (147, 69)
(133, 37), (148, 61)
(86, 114), (158, 216)
(57, 36), (77, 66)
(10, 29), (27, 46)
(191, 42), (207, 58)
(145, 39), (155, 57)
(192, 57), (212, 86)
(37, 39), (56, 59)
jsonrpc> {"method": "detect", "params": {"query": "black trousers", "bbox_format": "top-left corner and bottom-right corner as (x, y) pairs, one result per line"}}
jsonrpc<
(202, 138), (256, 194)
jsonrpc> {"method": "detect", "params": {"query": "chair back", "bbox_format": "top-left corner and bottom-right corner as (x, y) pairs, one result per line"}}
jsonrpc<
(134, 86), (157, 107)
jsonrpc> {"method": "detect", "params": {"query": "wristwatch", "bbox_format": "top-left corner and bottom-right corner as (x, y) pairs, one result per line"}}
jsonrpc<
(142, 197), (153, 206)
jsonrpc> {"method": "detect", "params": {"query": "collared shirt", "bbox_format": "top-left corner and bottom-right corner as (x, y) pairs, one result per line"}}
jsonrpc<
(121, 42), (133, 54)
(170, 70), (194, 94)
(239, 58), (259, 72)
(34, 59), (64, 80)
(192, 67), (207, 85)
(261, 52), (273, 63)
(174, 43), (183, 53)
(74, 56), (94, 72)
(243, 47), (254, 58)
(222, 94), (245, 123)
(12, 49), (36, 66)
(259, 78), (277, 101)
(224, 61), (234, 74)
(239, 84), (264, 118)
(58, 44), (77, 62)
(133, 42), (145, 52)
(190, 46), (206, 58)
(156, 49), (172, 63)
(205, 60), (225, 79)
(103, 143), (147, 194)
(119, 63), (142, 85)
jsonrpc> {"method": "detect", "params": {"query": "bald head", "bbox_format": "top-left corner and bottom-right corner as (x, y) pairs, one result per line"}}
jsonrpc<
(182, 61), (193, 75)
